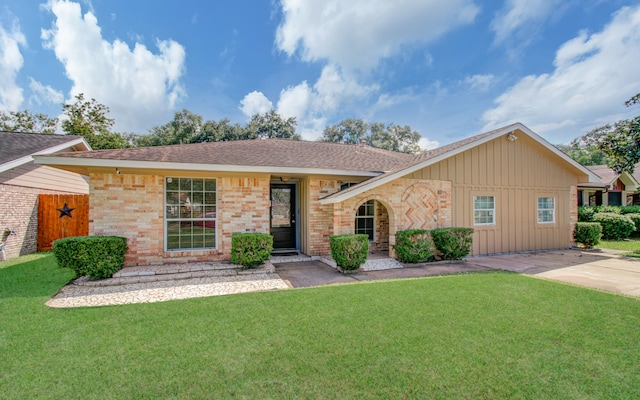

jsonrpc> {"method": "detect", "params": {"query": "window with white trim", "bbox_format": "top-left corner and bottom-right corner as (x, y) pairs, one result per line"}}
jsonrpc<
(474, 196), (495, 225)
(355, 200), (375, 241)
(165, 177), (217, 250)
(537, 197), (555, 224)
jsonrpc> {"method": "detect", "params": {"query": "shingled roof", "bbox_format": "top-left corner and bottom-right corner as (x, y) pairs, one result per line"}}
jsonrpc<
(41, 138), (414, 173)
(0, 131), (89, 173)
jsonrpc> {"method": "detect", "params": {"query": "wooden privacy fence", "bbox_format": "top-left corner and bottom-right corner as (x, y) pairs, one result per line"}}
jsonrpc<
(38, 194), (89, 252)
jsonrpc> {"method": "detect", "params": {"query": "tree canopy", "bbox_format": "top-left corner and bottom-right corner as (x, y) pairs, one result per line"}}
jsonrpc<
(133, 108), (299, 146)
(0, 110), (58, 134)
(61, 93), (130, 150)
(580, 93), (640, 173)
(556, 141), (609, 166)
(320, 118), (422, 154)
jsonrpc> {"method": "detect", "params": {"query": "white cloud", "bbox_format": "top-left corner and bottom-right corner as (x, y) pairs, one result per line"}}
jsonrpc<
(0, 20), (26, 110)
(491, 0), (563, 46)
(276, 0), (479, 71)
(41, 0), (186, 133)
(28, 77), (64, 105)
(482, 5), (640, 142)
(241, 65), (378, 140)
(463, 74), (495, 91)
(419, 137), (439, 150)
(277, 81), (311, 120)
(239, 91), (273, 117)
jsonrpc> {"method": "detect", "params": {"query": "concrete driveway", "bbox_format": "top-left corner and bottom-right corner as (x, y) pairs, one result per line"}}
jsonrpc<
(466, 249), (640, 297)
(275, 249), (640, 298)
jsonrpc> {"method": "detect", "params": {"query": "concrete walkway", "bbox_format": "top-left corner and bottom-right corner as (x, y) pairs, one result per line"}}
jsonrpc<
(46, 249), (640, 308)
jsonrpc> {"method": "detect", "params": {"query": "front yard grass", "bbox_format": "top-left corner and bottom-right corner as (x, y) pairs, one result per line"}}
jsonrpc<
(1, 254), (639, 399)
(597, 235), (640, 256)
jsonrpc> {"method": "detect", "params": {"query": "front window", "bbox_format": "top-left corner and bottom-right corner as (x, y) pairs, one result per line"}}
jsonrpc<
(165, 177), (217, 251)
(474, 196), (495, 225)
(537, 197), (555, 224)
(355, 200), (375, 241)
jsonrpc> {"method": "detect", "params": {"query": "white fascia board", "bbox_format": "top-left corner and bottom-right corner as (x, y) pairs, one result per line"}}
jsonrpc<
(320, 123), (599, 204)
(0, 155), (34, 173)
(0, 138), (90, 174)
(33, 137), (92, 155)
(33, 155), (380, 177)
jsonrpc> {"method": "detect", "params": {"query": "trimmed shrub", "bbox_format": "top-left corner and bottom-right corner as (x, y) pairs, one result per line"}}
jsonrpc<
(573, 222), (602, 249)
(577, 206), (596, 222)
(593, 205), (621, 214)
(393, 229), (435, 263)
(625, 213), (640, 231)
(431, 227), (474, 260)
(329, 234), (368, 272)
(53, 236), (127, 279)
(593, 213), (635, 240)
(231, 233), (273, 269)
(620, 205), (640, 215)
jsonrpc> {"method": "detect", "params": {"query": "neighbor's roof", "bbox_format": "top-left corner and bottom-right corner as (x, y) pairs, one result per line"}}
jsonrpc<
(35, 138), (414, 176)
(0, 131), (90, 173)
(579, 164), (639, 190)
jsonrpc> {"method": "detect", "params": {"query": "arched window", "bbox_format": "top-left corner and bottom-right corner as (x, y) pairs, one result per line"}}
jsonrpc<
(355, 200), (374, 241)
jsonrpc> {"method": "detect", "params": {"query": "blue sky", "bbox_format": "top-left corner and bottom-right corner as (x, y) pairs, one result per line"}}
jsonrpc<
(1, 0), (639, 148)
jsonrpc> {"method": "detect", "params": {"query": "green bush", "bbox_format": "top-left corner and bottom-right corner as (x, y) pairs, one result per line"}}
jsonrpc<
(620, 205), (640, 215)
(593, 205), (621, 214)
(573, 222), (602, 249)
(230, 233), (273, 269)
(431, 227), (474, 260)
(393, 229), (435, 263)
(592, 213), (635, 240)
(625, 213), (640, 231)
(53, 236), (127, 279)
(577, 206), (596, 222)
(329, 234), (368, 272)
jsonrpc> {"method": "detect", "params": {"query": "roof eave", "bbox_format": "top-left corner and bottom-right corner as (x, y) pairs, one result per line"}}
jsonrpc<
(33, 155), (381, 177)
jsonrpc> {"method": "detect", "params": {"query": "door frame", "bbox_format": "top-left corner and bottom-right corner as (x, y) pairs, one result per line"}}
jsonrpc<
(270, 181), (300, 250)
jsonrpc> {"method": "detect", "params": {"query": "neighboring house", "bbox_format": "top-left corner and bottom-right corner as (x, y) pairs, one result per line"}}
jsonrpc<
(578, 165), (640, 206)
(0, 131), (91, 259)
(35, 123), (598, 267)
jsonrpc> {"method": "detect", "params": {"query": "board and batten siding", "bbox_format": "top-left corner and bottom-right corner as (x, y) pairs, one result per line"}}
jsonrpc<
(0, 162), (89, 194)
(408, 133), (579, 255)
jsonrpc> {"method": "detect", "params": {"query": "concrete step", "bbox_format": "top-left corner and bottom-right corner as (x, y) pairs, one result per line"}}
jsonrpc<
(75, 261), (275, 287)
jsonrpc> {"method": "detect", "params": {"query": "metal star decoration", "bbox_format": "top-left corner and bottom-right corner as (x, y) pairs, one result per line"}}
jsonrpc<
(57, 203), (75, 218)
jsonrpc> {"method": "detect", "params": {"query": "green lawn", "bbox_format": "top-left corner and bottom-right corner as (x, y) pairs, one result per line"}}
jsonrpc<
(1, 254), (639, 399)
(597, 235), (640, 256)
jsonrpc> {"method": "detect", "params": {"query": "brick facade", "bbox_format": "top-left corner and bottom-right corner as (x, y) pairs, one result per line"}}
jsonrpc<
(329, 178), (452, 258)
(89, 173), (271, 266)
(88, 172), (452, 265)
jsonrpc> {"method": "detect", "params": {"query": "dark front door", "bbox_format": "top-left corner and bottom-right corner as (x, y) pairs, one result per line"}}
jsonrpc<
(271, 184), (296, 249)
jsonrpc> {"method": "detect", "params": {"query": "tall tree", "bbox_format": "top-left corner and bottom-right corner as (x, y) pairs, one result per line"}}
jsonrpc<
(556, 141), (609, 166)
(244, 109), (300, 140)
(370, 123), (422, 154)
(582, 93), (640, 173)
(0, 110), (58, 134)
(191, 119), (245, 143)
(135, 109), (203, 147)
(321, 118), (369, 145)
(61, 93), (130, 149)
(321, 118), (422, 154)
